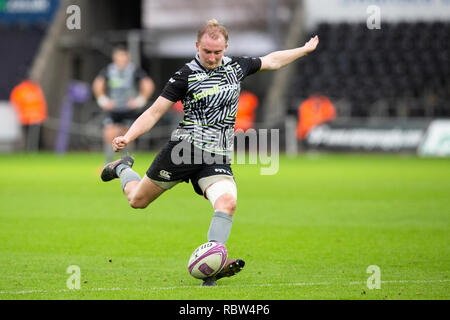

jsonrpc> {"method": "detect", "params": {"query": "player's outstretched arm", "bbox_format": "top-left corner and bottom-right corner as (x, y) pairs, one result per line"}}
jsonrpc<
(259, 35), (319, 71)
(112, 96), (174, 151)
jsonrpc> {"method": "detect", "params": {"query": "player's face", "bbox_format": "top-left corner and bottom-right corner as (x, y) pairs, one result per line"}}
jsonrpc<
(112, 50), (130, 69)
(196, 34), (228, 70)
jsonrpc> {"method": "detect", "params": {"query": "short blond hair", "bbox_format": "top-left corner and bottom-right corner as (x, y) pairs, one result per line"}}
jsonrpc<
(197, 19), (229, 43)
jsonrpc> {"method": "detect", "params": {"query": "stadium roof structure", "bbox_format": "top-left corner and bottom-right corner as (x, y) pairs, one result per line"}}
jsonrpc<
(142, 30), (278, 58)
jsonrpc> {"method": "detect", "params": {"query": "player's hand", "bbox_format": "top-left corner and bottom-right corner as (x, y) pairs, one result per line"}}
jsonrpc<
(304, 35), (319, 54)
(127, 96), (147, 109)
(112, 136), (129, 152)
(97, 95), (115, 111)
(104, 101), (115, 111)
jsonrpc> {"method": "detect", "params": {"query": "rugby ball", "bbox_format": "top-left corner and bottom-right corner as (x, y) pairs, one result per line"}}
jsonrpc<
(188, 242), (228, 279)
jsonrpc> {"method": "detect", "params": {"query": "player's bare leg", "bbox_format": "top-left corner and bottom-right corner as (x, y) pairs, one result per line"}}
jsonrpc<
(101, 155), (165, 209)
(213, 193), (236, 215)
(124, 176), (165, 209)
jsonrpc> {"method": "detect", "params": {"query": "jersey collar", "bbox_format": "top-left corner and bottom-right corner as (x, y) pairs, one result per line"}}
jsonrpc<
(194, 53), (228, 72)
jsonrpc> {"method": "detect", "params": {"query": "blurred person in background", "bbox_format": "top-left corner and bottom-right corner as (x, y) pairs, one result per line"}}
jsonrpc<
(100, 19), (319, 286)
(92, 46), (155, 163)
(234, 90), (259, 131)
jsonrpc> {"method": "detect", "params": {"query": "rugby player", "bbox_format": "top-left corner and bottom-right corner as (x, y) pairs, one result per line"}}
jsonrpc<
(93, 46), (155, 163)
(101, 19), (319, 286)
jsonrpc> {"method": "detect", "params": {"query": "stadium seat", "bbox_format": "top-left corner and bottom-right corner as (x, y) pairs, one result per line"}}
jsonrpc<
(0, 25), (46, 100)
(289, 21), (450, 118)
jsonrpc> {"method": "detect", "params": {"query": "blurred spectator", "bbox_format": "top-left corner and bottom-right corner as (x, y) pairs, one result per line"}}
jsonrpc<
(296, 95), (336, 139)
(170, 100), (185, 126)
(172, 101), (184, 113)
(92, 46), (155, 163)
(235, 90), (259, 131)
(10, 80), (47, 150)
(10, 80), (47, 125)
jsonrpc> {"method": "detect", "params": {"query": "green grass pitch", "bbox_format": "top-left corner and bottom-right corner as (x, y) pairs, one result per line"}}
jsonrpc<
(0, 152), (449, 300)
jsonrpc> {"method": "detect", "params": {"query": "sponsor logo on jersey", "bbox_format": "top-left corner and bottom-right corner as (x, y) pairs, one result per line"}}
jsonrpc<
(214, 168), (232, 175)
(194, 73), (208, 81)
(192, 83), (239, 102)
(159, 170), (172, 180)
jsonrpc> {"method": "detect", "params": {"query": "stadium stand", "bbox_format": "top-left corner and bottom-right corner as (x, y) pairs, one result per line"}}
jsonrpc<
(0, 25), (46, 100)
(289, 21), (450, 119)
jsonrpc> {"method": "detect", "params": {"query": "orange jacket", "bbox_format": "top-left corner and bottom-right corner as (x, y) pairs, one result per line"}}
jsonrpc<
(296, 95), (336, 139)
(235, 90), (259, 131)
(10, 80), (47, 125)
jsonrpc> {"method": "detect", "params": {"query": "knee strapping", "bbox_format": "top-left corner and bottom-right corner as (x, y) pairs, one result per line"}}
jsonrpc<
(205, 180), (237, 207)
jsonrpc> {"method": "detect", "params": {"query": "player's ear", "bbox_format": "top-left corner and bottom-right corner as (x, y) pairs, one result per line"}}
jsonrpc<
(196, 41), (199, 52)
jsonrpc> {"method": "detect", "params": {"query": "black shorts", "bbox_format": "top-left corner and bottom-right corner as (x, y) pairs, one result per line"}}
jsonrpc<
(146, 139), (234, 196)
(103, 109), (142, 127)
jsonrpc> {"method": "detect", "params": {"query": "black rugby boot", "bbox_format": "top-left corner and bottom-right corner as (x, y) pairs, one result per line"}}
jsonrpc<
(101, 155), (134, 182)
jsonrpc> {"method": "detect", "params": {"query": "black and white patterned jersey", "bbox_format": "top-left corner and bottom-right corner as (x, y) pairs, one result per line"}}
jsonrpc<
(161, 53), (261, 155)
(97, 63), (148, 111)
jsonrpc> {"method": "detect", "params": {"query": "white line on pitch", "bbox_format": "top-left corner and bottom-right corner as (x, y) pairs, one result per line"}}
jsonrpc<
(0, 279), (448, 295)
